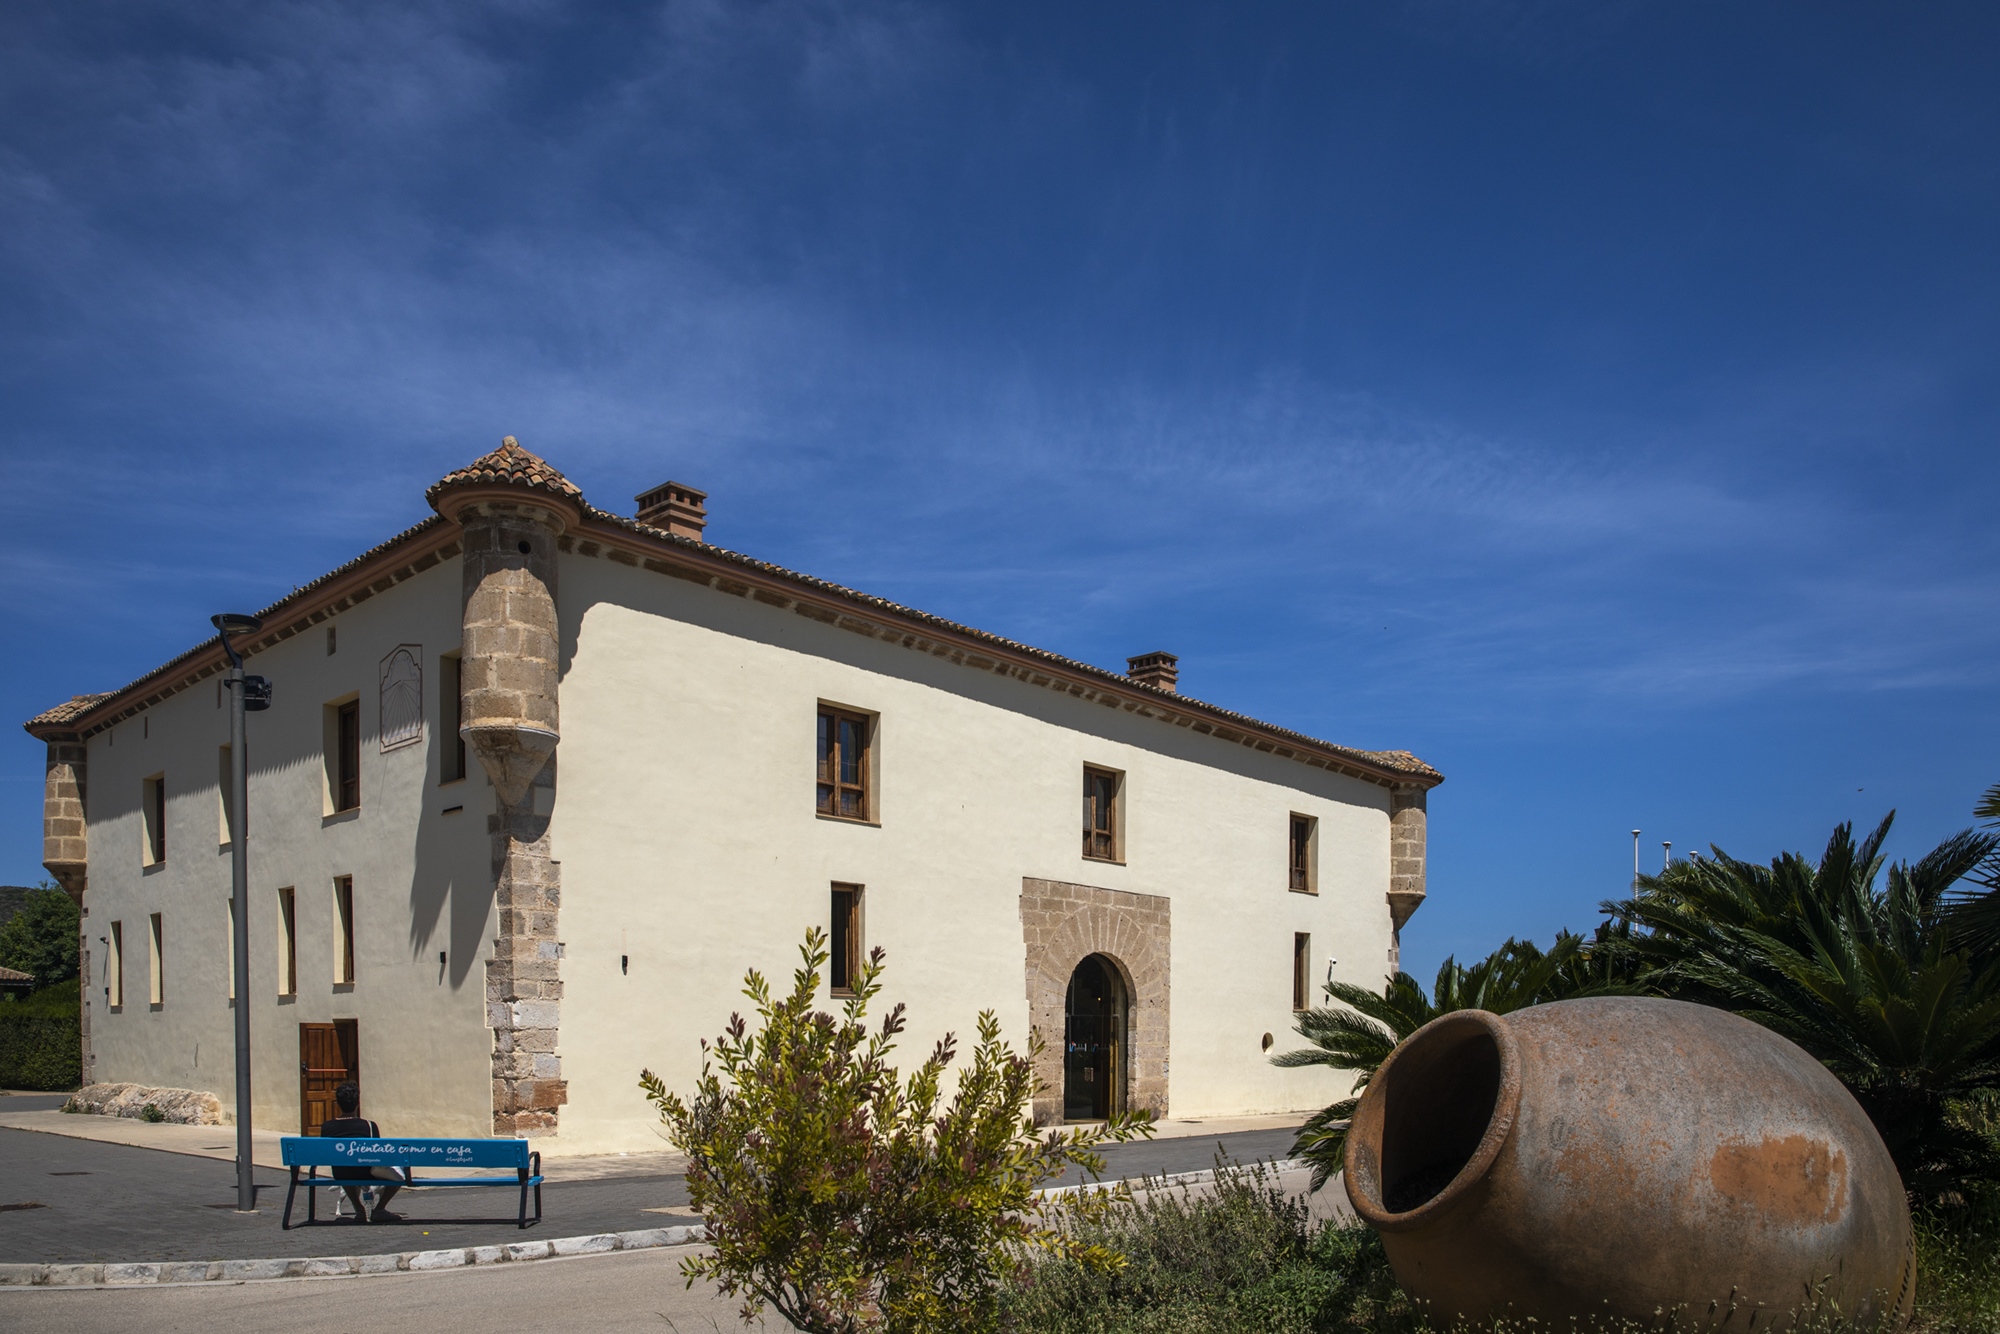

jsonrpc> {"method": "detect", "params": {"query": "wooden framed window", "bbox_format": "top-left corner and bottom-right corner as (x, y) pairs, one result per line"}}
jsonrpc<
(107, 920), (124, 1009)
(1289, 814), (1317, 894)
(148, 912), (165, 1007)
(277, 887), (297, 997)
(439, 653), (467, 784)
(1083, 766), (1122, 862)
(816, 707), (872, 821)
(1293, 932), (1312, 1012)
(142, 774), (167, 865)
(830, 884), (863, 995)
(334, 877), (356, 986)
(325, 697), (361, 813)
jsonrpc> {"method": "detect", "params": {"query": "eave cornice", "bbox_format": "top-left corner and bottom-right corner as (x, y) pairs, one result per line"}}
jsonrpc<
(23, 467), (1443, 793)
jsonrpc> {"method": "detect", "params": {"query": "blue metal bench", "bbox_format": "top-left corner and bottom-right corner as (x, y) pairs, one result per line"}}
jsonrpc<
(280, 1136), (544, 1229)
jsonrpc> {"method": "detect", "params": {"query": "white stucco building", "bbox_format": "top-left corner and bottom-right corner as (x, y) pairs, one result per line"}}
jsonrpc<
(27, 439), (1439, 1153)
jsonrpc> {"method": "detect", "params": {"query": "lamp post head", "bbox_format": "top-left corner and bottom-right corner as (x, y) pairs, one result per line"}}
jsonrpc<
(211, 613), (262, 672)
(211, 613), (262, 637)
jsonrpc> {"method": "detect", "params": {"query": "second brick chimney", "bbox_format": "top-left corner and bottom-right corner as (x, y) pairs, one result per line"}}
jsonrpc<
(1126, 651), (1179, 694)
(635, 481), (708, 541)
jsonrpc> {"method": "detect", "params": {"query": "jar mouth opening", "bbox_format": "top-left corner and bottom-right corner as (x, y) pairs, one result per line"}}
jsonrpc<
(1343, 1009), (1522, 1231)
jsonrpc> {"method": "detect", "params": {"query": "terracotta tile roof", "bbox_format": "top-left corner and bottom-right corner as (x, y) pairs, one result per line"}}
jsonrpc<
(0, 965), (32, 985)
(24, 694), (113, 730)
(426, 437), (584, 509)
(23, 443), (1442, 787)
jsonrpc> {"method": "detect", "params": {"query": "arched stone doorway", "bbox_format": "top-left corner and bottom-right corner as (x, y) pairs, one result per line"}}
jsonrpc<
(1021, 878), (1170, 1125)
(1063, 954), (1129, 1121)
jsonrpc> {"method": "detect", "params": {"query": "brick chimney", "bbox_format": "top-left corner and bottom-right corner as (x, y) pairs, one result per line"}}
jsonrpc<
(1126, 651), (1179, 694)
(634, 481), (708, 541)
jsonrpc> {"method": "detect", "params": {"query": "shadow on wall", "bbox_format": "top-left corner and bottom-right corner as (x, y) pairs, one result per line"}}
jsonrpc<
(407, 744), (496, 992)
(82, 650), (497, 996)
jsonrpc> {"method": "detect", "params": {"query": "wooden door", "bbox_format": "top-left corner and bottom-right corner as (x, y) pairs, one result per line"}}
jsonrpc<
(299, 1020), (359, 1134)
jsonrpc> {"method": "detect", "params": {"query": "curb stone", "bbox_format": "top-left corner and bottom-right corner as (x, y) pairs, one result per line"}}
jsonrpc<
(0, 1157), (1305, 1290)
(0, 1224), (709, 1289)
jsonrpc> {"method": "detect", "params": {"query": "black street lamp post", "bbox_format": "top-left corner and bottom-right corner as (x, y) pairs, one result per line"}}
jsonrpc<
(212, 613), (270, 1213)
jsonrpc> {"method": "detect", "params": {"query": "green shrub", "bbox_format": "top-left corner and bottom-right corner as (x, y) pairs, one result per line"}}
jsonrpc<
(1003, 1160), (1413, 1334)
(1004, 1160), (2000, 1334)
(0, 886), (80, 987)
(0, 978), (80, 1090)
(643, 929), (1149, 1334)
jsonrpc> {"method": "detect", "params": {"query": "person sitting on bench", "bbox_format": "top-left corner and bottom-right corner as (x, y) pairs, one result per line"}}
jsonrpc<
(319, 1081), (405, 1222)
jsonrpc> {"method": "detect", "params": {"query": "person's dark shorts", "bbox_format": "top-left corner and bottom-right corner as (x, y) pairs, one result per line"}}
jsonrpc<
(331, 1165), (408, 1183)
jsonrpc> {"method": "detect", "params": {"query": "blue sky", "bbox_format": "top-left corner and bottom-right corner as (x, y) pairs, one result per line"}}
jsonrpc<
(3, 2), (1997, 983)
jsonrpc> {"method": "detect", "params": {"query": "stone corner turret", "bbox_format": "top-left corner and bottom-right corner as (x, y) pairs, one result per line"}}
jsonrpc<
(429, 437), (578, 1137)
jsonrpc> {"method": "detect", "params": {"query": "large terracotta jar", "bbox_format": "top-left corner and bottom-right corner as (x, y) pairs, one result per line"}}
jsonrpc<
(1343, 998), (1913, 1330)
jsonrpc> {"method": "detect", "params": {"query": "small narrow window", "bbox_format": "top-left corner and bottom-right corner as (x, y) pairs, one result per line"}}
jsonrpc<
(277, 887), (297, 997)
(440, 653), (467, 784)
(149, 913), (165, 1007)
(326, 699), (362, 813)
(334, 877), (356, 986)
(108, 921), (124, 1009)
(142, 774), (167, 865)
(327, 625), (337, 656)
(830, 884), (863, 995)
(816, 707), (872, 821)
(1083, 766), (1122, 862)
(337, 700), (360, 810)
(1289, 814), (1317, 894)
(218, 745), (236, 846)
(1293, 932), (1312, 1012)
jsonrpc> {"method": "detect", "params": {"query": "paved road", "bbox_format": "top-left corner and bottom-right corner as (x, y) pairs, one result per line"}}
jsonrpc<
(0, 1122), (1302, 1264)
(0, 1128), (693, 1264)
(0, 1244), (757, 1333)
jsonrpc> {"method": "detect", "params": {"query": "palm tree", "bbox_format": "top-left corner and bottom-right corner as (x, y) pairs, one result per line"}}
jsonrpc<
(1606, 813), (2000, 1202)
(1942, 781), (2000, 960)
(1271, 933), (1636, 1190)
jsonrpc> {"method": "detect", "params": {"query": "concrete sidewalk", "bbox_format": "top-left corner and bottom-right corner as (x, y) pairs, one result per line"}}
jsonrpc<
(0, 1097), (1300, 1180)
